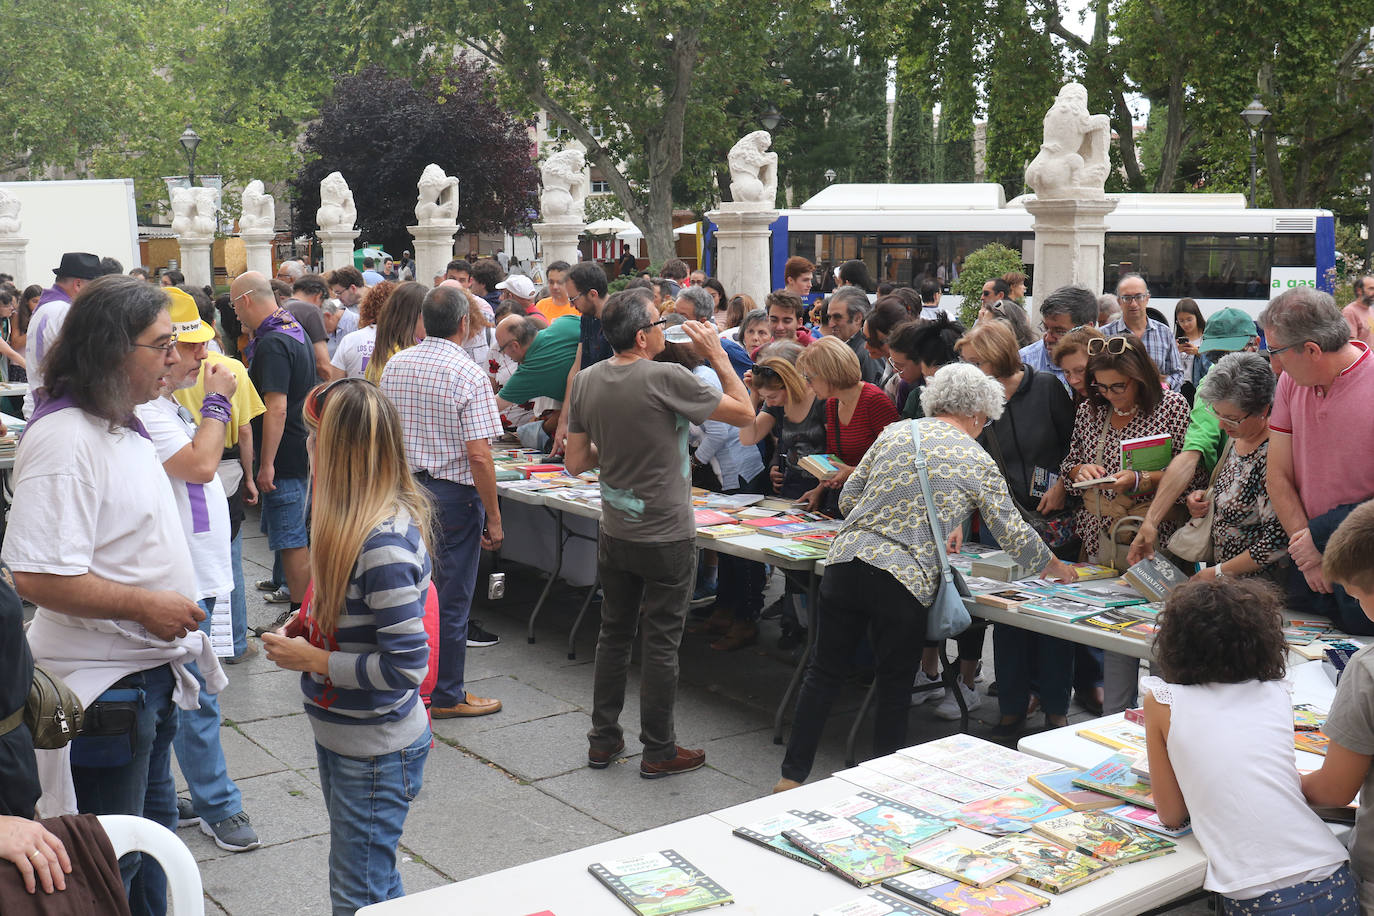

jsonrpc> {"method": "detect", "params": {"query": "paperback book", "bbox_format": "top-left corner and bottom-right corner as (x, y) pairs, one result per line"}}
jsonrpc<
(587, 850), (733, 916)
(1105, 804), (1193, 837)
(813, 889), (933, 916)
(946, 790), (1068, 836)
(1295, 730), (1330, 756)
(1120, 434), (1172, 472)
(973, 590), (1042, 611)
(1031, 812), (1176, 865)
(1070, 754), (1155, 809)
(763, 542), (831, 561)
(695, 524), (756, 540)
(978, 834), (1114, 894)
(903, 840), (1023, 888)
(798, 453), (844, 480)
(900, 735), (1062, 788)
(1081, 610), (1147, 633)
(693, 509), (736, 527)
(783, 793), (954, 886)
(1017, 598), (1099, 624)
(840, 768), (962, 817)
(1122, 555), (1189, 603)
(863, 756), (999, 804)
(1293, 704), (1327, 732)
(1075, 720), (1149, 755)
(1067, 562), (1120, 581)
(761, 521), (844, 539)
(731, 810), (829, 869)
(1026, 770), (1119, 811)
(1054, 582), (1148, 608)
(881, 870), (1050, 916)
(969, 552), (1029, 583)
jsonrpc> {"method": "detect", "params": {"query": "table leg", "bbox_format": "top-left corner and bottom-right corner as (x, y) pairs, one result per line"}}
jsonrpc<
(773, 568), (819, 745)
(526, 506), (566, 644)
(566, 573), (601, 660)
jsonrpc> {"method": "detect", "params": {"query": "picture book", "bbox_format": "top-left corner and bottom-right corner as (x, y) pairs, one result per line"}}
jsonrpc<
(587, 850), (733, 916)
(1120, 434), (1173, 472)
(1070, 754), (1155, 809)
(814, 889), (932, 916)
(1123, 555), (1189, 603)
(840, 768), (961, 817)
(816, 793), (954, 849)
(1075, 720), (1149, 755)
(763, 542), (831, 562)
(1295, 730), (1330, 756)
(693, 509), (736, 527)
(946, 790), (1068, 835)
(1032, 812), (1176, 865)
(863, 756), (999, 804)
(782, 818), (917, 887)
(695, 524), (756, 540)
(882, 869), (1050, 916)
(1293, 704), (1327, 732)
(903, 840), (1023, 888)
(973, 590), (1041, 611)
(1105, 804), (1193, 837)
(1026, 770), (1119, 811)
(900, 735), (1062, 788)
(798, 453), (844, 480)
(731, 810), (829, 869)
(978, 834), (1114, 894)
(1054, 582), (1148, 608)
(1017, 598), (1099, 624)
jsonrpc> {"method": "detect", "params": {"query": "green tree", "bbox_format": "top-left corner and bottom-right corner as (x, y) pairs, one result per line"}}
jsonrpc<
(889, 66), (938, 183)
(951, 243), (1025, 325)
(984, 2), (1062, 197)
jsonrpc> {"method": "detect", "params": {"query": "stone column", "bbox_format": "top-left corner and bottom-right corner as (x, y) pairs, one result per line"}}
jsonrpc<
(0, 237), (28, 288)
(705, 204), (779, 308)
(408, 224), (458, 288)
(532, 220), (584, 268)
(177, 236), (215, 289)
(239, 229), (275, 277)
(1023, 198), (1118, 297)
(317, 229), (360, 273)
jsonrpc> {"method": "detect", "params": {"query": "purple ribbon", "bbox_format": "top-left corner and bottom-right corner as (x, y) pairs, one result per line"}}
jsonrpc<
(244, 308), (308, 363)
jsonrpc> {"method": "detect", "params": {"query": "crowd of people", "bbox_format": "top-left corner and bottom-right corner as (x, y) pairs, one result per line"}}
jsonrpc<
(5, 243), (1374, 915)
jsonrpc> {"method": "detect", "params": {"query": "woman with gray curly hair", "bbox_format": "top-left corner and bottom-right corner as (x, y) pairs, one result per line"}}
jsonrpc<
(776, 363), (1077, 791)
(1186, 352), (1288, 583)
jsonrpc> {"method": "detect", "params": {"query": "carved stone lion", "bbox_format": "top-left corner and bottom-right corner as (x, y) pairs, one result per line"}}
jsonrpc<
(170, 187), (196, 237)
(317, 171), (357, 232)
(1024, 83), (1112, 200)
(727, 131), (778, 207)
(239, 180), (275, 232)
(539, 149), (589, 222)
(0, 189), (21, 237)
(191, 187), (219, 237)
(414, 164), (461, 226)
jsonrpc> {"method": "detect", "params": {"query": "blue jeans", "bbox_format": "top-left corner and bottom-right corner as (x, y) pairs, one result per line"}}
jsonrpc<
(1221, 863), (1359, 914)
(419, 475), (484, 708)
(230, 534), (248, 657)
(70, 664), (178, 916)
(316, 729), (430, 916)
(993, 623), (1074, 718)
(172, 597), (243, 824)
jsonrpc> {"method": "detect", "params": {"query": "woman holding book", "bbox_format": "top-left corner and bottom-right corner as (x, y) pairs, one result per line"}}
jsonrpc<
(775, 363), (1077, 792)
(261, 378), (434, 915)
(1185, 352), (1287, 584)
(1144, 578), (1356, 913)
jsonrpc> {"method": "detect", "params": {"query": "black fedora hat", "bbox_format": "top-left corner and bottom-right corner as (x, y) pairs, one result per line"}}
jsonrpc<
(52, 252), (101, 280)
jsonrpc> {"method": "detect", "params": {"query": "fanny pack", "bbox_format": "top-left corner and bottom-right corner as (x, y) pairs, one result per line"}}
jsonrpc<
(0, 665), (85, 749)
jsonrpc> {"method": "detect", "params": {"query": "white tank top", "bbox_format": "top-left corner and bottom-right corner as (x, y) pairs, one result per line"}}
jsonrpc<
(1143, 675), (1348, 898)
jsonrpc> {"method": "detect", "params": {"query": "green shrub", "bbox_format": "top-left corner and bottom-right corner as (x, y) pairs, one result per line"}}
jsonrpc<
(951, 243), (1027, 326)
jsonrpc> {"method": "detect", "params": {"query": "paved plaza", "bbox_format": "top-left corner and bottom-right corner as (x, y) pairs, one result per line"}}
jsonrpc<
(169, 508), (1207, 915)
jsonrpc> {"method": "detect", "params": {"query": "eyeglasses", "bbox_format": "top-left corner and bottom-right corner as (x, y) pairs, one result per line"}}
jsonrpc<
(1210, 405), (1255, 427)
(1093, 381), (1132, 395)
(979, 289), (994, 298)
(1119, 293), (1149, 304)
(131, 335), (179, 356)
(1087, 336), (1135, 356)
(982, 417), (994, 428)
(1266, 340), (1308, 357)
(637, 317), (672, 334)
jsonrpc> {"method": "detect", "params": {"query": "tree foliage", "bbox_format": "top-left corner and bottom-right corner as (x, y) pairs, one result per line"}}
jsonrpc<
(952, 243), (1026, 326)
(289, 65), (538, 254)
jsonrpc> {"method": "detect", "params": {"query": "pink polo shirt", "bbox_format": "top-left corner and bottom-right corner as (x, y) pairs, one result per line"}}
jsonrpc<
(1270, 342), (1374, 518)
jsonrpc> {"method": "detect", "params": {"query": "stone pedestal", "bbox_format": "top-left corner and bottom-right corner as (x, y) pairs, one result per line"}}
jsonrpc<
(239, 229), (275, 278)
(532, 220), (584, 268)
(318, 228), (361, 273)
(0, 237), (28, 288)
(705, 204), (779, 309)
(408, 224), (458, 288)
(1023, 197), (1118, 297)
(177, 236), (215, 290)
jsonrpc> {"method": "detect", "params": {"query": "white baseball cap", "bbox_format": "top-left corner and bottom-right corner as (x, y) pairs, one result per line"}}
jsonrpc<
(495, 275), (538, 300)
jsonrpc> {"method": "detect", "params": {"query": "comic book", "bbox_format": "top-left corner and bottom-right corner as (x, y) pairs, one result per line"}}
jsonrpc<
(813, 889), (935, 916)
(1105, 804), (1194, 838)
(1071, 754), (1155, 809)
(1031, 812), (1176, 865)
(1292, 704), (1327, 732)
(862, 756), (999, 804)
(731, 809), (830, 869)
(840, 768), (961, 817)
(1295, 730), (1331, 756)
(898, 736), (1061, 789)
(902, 840), (1023, 888)
(587, 850), (733, 916)
(945, 791), (1069, 836)
(881, 870), (1050, 916)
(783, 793), (953, 886)
(1075, 720), (1149, 755)
(1026, 769), (1119, 811)
(977, 834), (1114, 894)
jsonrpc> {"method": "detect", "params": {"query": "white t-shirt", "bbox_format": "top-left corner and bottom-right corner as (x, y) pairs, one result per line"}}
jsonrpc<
(22, 298), (72, 418)
(331, 325), (377, 378)
(136, 397), (233, 599)
(326, 309), (360, 358)
(3, 405), (198, 631)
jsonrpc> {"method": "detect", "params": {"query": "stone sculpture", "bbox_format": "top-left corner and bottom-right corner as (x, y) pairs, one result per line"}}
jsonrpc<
(1024, 83), (1112, 200)
(727, 131), (778, 207)
(317, 171), (358, 231)
(191, 187), (219, 236)
(170, 187), (196, 237)
(239, 180), (275, 232)
(0, 189), (21, 237)
(539, 149), (589, 222)
(414, 164), (461, 226)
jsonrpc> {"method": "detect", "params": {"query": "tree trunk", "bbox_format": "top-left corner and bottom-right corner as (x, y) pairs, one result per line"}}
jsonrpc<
(1152, 78), (1189, 192)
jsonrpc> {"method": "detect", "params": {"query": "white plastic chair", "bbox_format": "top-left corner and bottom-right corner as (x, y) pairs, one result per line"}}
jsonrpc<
(97, 814), (205, 916)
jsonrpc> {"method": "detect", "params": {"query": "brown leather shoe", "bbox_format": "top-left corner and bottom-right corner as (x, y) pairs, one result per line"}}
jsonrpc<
(710, 620), (758, 651)
(587, 740), (626, 769)
(430, 693), (502, 718)
(639, 745), (706, 779)
(688, 606), (733, 636)
(773, 777), (803, 794)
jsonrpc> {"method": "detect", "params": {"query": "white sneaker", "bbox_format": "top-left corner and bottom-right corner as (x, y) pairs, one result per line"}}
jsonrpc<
(910, 670), (944, 706)
(932, 681), (982, 720)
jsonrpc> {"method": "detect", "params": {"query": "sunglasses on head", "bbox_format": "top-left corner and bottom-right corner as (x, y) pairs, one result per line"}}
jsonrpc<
(305, 376), (373, 425)
(1087, 336), (1135, 356)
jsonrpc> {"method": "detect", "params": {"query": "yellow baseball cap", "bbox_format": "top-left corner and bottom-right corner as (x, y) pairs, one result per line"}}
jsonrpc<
(165, 287), (215, 343)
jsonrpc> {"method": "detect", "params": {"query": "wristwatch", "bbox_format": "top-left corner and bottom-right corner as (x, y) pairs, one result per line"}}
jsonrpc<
(1214, 564), (1226, 578)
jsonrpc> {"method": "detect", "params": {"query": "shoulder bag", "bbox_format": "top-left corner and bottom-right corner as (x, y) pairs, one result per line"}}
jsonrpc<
(909, 419), (972, 640)
(1166, 437), (1234, 563)
(982, 423), (1076, 549)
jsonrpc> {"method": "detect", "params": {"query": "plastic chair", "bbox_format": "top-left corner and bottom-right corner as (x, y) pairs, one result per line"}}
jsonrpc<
(97, 814), (205, 916)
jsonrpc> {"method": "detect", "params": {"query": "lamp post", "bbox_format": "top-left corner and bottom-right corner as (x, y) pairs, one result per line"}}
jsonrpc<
(1240, 98), (1270, 208)
(824, 168), (836, 184)
(760, 105), (782, 132)
(179, 126), (201, 188)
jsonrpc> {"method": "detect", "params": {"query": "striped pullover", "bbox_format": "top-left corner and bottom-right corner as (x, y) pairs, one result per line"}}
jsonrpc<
(299, 510), (431, 757)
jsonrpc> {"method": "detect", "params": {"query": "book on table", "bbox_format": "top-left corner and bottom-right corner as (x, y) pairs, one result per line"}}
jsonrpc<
(1031, 811), (1176, 865)
(977, 833), (1114, 894)
(1104, 804), (1193, 837)
(945, 790), (1069, 835)
(763, 542), (830, 561)
(902, 839), (1023, 888)
(760, 521), (844, 539)
(1080, 610), (1147, 633)
(1293, 704), (1328, 732)
(814, 888), (938, 916)
(1122, 555), (1189, 602)
(1054, 581), (1147, 608)
(693, 509), (736, 527)
(881, 870), (1050, 916)
(731, 809), (830, 869)
(969, 552), (1029, 582)
(695, 524), (757, 540)
(740, 514), (804, 528)
(1017, 597), (1099, 624)
(797, 453), (845, 480)
(587, 850), (733, 916)
(1067, 562), (1120, 581)
(782, 792), (953, 887)
(1075, 720), (1149, 755)
(1070, 754), (1155, 809)
(973, 589), (1042, 611)
(1120, 434), (1173, 472)
(1026, 769), (1119, 811)
(1295, 730), (1330, 756)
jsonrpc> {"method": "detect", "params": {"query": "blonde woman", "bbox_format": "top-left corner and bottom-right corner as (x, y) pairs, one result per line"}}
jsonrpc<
(262, 378), (434, 915)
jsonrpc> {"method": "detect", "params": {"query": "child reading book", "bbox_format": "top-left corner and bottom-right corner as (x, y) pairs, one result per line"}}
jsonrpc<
(1303, 500), (1374, 912)
(1143, 579), (1355, 913)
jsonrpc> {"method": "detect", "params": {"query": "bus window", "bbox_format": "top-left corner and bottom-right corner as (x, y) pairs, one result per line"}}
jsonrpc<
(1274, 234), (1316, 267)
(1182, 235), (1269, 299)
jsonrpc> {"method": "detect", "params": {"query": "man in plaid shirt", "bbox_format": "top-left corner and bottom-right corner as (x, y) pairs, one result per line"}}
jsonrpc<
(1101, 273), (1185, 389)
(380, 285), (504, 719)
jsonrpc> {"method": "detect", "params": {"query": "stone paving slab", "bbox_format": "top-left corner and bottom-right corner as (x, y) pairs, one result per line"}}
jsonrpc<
(535, 758), (760, 834)
(429, 672), (580, 737)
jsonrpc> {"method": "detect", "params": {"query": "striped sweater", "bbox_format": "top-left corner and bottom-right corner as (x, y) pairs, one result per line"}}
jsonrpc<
(299, 510), (432, 757)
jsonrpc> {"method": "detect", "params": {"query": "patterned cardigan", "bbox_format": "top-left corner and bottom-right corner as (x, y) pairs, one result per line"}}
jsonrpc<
(829, 417), (1053, 604)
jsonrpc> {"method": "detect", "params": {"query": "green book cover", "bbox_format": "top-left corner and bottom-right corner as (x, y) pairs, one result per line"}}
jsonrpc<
(588, 850), (733, 916)
(1120, 435), (1172, 472)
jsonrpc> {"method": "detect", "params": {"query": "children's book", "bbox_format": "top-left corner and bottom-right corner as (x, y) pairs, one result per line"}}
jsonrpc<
(814, 889), (934, 916)
(900, 735), (1062, 788)
(946, 791), (1068, 836)
(731, 810), (829, 869)
(1293, 704), (1328, 732)
(587, 850), (733, 916)
(978, 834), (1114, 894)
(1031, 812), (1176, 865)
(695, 524), (756, 540)
(1017, 598), (1099, 624)
(840, 768), (961, 817)
(863, 756), (999, 804)
(903, 840), (1023, 888)
(1075, 720), (1149, 755)
(1070, 754), (1155, 809)
(881, 869), (1050, 916)
(1104, 804), (1193, 838)
(816, 793), (953, 848)
(1295, 730), (1330, 756)
(784, 793), (954, 886)
(1120, 434), (1172, 472)
(1026, 770), (1119, 811)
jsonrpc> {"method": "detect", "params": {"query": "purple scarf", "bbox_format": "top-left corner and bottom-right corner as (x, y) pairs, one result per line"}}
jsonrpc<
(244, 308), (308, 363)
(29, 389), (151, 441)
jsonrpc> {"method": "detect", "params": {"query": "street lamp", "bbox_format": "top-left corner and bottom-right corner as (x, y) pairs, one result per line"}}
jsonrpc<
(1240, 98), (1270, 208)
(824, 168), (836, 184)
(179, 126), (201, 188)
(760, 105), (782, 132)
